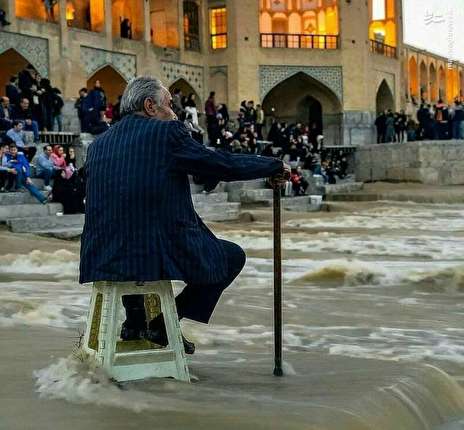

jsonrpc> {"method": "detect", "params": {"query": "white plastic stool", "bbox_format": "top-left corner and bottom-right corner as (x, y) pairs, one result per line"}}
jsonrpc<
(83, 280), (190, 382)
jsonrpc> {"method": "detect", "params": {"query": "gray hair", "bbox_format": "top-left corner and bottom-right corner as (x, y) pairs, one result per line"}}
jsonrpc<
(120, 76), (165, 116)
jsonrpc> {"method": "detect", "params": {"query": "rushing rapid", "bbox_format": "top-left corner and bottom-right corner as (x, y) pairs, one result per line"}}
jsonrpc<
(1, 201), (464, 429)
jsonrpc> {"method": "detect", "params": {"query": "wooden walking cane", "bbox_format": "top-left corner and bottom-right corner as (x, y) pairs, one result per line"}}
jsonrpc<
(273, 183), (283, 376)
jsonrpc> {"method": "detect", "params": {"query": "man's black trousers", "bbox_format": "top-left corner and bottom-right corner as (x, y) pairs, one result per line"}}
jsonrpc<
(122, 240), (246, 326)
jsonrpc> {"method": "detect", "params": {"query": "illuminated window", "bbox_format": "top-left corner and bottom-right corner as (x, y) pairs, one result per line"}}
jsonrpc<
(259, 0), (339, 49)
(16, 0), (59, 23)
(112, 0), (144, 40)
(210, 7), (227, 49)
(369, 0), (396, 49)
(67, 0), (105, 32)
(183, 1), (200, 51)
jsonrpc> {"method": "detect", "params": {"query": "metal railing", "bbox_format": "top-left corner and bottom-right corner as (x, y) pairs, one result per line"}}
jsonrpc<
(39, 132), (80, 145)
(370, 39), (397, 58)
(210, 33), (228, 49)
(260, 33), (339, 49)
(184, 33), (200, 51)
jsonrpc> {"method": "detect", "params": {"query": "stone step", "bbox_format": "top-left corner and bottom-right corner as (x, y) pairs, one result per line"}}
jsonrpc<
(7, 200), (240, 233)
(0, 192), (37, 205)
(7, 214), (85, 233)
(190, 182), (227, 194)
(240, 193), (322, 212)
(225, 179), (267, 201)
(324, 182), (364, 195)
(30, 178), (46, 189)
(239, 188), (274, 204)
(34, 227), (84, 240)
(195, 202), (241, 222)
(225, 179), (267, 191)
(283, 196), (322, 212)
(306, 175), (326, 195)
(0, 203), (63, 221)
(192, 192), (228, 205)
(326, 193), (379, 202)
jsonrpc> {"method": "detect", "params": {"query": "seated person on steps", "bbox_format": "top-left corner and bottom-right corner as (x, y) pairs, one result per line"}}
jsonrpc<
(0, 143), (16, 192)
(36, 144), (61, 192)
(5, 120), (37, 163)
(5, 143), (47, 204)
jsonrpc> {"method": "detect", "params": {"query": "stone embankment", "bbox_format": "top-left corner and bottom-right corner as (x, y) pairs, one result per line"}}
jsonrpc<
(224, 177), (363, 211)
(2, 180), (242, 239)
(2, 134), (365, 238)
(3, 175), (358, 239)
(355, 140), (464, 185)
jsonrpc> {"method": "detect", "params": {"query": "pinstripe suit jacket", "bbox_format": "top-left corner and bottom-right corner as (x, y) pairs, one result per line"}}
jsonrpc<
(79, 114), (283, 285)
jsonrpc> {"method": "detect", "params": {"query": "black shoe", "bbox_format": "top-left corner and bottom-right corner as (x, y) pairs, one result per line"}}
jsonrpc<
(181, 335), (195, 355)
(120, 323), (146, 341)
(145, 321), (195, 355)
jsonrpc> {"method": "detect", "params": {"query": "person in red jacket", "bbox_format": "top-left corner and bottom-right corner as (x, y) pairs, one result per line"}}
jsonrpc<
(290, 166), (309, 196)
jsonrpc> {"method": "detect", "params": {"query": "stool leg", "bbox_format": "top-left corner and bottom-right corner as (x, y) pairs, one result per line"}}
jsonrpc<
(159, 282), (190, 382)
(83, 286), (99, 354)
(97, 286), (119, 374)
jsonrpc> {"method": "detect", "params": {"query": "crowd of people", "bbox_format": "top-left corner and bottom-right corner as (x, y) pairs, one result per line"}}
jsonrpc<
(0, 73), (350, 206)
(199, 92), (349, 189)
(0, 65), (65, 138)
(0, 141), (85, 213)
(74, 82), (118, 135)
(0, 63), (85, 212)
(375, 99), (464, 143)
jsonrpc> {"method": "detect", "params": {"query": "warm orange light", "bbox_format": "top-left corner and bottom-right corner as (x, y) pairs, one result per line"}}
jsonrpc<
(430, 65), (438, 101)
(210, 7), (227, 49)
(66, 2), (75, 21)
(409, 57), (419, 97)
(16, 0), (58, 22)
(112, 0), (144, 40)
(151, 2), (180, 49)
(369, 0), (396, 47)
(259, 0), (339, 36)
(447, 67), (460, 103)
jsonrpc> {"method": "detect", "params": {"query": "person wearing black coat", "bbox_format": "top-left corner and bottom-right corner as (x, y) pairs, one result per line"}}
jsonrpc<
(79, 77), (290, 350)
(52, 169), (85, 214)
(0, 97), (14, 131)
(5, 77), (20, 107)
(18, 66), (35, 102)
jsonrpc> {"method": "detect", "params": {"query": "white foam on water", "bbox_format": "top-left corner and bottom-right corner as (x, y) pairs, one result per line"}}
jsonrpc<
(286, 205), (464, 232)
(328, 341), (464, 365)
(181, 321), (275, 351)
(398, 298), (420, 305)
(0, 281), (89, 328)
(219, 230), (464, 260)
(2, 201), (464, 383)
(282, 361), (297, 375)
(313, 326), (464, 365)
(289, 259), (389, 287)
(0, 250), (79, 280)
(33, 353), (193, 413)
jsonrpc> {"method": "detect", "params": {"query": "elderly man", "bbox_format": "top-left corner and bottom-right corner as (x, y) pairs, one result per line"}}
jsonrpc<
(80, 77), (289, 354)
(0, 97), (13, 131)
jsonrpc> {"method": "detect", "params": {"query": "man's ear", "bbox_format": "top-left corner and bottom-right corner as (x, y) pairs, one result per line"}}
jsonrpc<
(143, 98), (156, 116)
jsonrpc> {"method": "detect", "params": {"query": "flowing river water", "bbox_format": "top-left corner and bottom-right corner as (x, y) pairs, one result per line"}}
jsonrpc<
(1, 201), (464, 429)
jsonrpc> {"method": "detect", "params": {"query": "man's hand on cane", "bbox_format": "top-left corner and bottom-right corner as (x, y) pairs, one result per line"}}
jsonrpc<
(270, 162), (291, 188)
